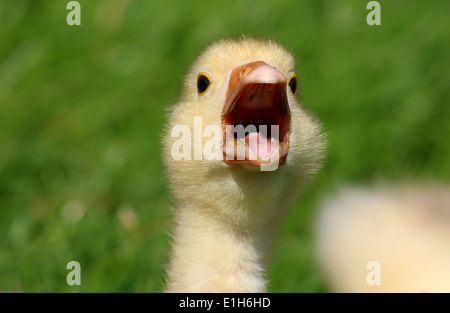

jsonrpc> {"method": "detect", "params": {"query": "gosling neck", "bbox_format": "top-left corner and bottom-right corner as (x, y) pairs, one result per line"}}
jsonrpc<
(165, 201), (281, 293)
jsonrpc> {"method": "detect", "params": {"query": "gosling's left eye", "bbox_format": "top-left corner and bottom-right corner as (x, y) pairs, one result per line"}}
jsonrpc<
(197, 73), (211, 96)
(288, 73), (297, 95)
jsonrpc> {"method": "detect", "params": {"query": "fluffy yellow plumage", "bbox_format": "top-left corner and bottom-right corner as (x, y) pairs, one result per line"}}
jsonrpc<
(316, 183), (450, 292)
(163, 38), (324, 292)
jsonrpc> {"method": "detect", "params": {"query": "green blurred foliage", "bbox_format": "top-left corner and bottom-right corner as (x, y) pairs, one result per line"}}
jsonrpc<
(0, 0), (448, 292)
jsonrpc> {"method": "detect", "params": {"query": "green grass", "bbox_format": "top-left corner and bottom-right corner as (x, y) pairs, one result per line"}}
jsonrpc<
(0, 0), (448, 292)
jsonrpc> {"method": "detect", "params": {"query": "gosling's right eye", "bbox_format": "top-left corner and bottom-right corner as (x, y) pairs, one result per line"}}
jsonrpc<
(197, 73), (211, 96)
(288, 73), (297, 95)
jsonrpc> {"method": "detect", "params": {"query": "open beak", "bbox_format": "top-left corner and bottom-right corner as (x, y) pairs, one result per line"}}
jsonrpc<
(221, 61), (291, 167)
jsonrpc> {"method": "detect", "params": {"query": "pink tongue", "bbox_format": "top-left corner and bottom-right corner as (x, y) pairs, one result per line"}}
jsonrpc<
(245, 132), (273, 160)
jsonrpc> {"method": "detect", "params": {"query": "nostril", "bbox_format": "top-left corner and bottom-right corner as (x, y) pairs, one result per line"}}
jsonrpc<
(239, 66), (253, 80)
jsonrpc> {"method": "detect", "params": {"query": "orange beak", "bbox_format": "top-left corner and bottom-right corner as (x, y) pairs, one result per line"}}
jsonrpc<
(221, 61), (291, 167)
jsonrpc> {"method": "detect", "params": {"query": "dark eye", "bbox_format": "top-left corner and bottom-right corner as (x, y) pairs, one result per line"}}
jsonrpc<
(197, 73), (211, 95)
(288, 74), (297, 95)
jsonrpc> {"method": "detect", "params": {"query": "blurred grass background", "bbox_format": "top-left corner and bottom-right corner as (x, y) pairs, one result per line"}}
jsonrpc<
(0, 0), (448, 292)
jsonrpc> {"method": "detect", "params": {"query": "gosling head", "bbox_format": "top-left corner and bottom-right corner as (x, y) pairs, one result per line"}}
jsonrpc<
(164, 38), (324, 212)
